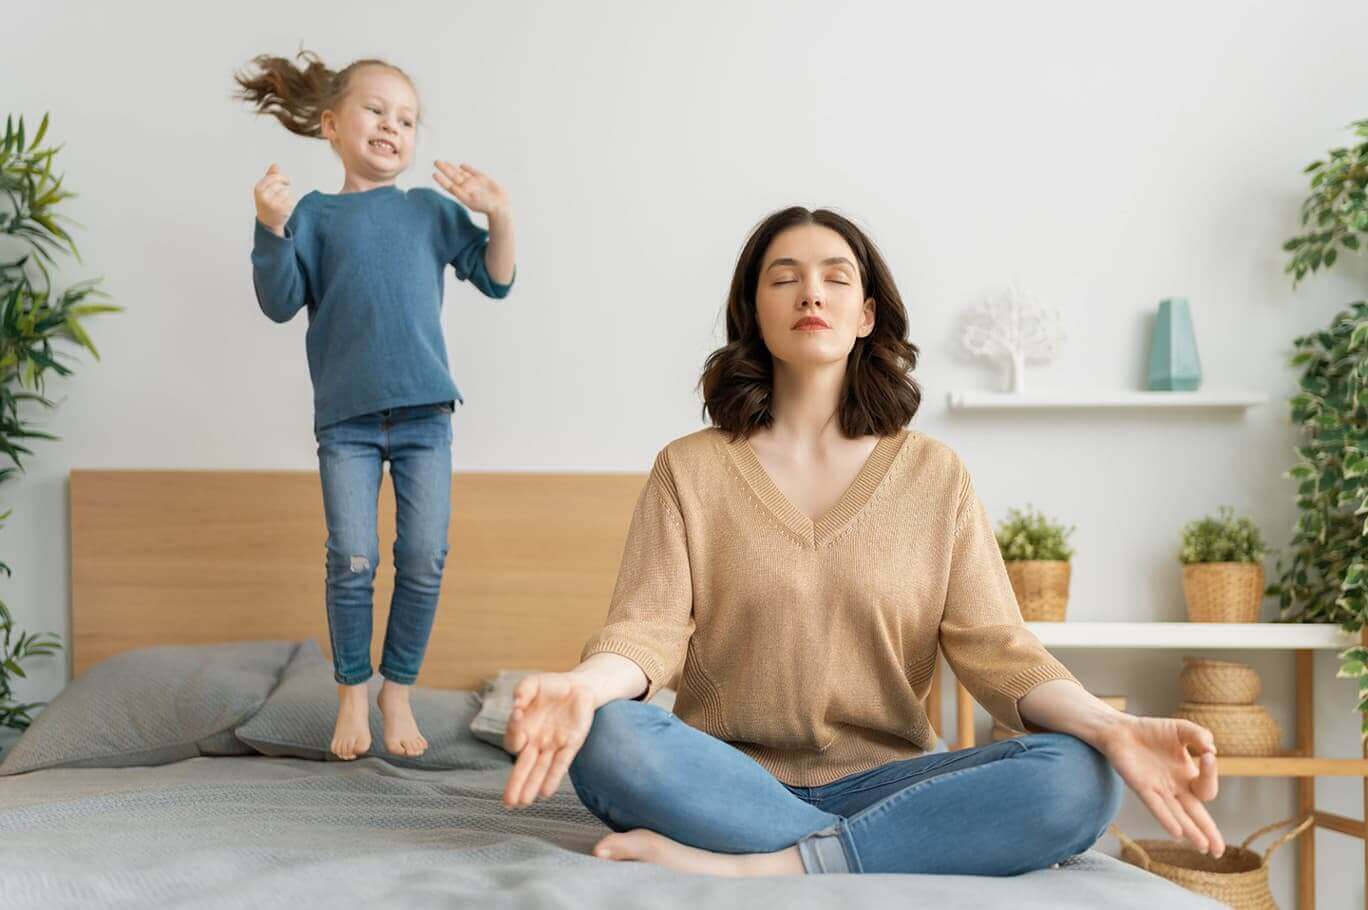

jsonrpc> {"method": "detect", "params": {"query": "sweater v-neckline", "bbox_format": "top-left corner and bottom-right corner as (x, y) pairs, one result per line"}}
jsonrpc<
(721, 429), (910, 548)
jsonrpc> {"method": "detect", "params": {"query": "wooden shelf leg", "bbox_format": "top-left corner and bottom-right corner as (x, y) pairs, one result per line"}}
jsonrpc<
(956, 680), (975, 751)
(1296, 648), (1314, 910)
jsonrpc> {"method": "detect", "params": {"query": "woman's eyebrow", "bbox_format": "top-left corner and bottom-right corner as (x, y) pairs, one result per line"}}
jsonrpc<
(764, 256), (856, 271)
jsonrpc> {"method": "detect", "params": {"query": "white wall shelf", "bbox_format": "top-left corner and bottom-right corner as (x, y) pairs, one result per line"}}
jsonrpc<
(946, 390), (1269, 411)
(1024, 621), (1355, 651)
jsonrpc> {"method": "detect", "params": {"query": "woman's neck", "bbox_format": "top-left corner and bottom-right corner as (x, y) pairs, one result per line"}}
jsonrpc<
(765, 360), (848, 446)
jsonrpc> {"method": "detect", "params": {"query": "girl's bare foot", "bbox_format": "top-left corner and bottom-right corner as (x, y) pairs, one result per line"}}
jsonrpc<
(331, 683), (372, 760)
(591, 829), (804, 877)
(378, 680), (428, 757)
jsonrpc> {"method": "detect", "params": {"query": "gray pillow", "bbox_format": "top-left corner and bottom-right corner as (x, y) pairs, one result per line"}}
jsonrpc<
(0, 640), (297, 776)
(470, 669), (677, 751)
(234, 640), (511, 771)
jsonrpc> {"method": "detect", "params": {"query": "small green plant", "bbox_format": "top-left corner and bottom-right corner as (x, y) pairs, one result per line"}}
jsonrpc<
(1273, 117), (1368, 742)
(1179, 507), (1269, 565)
(995, 506), (1075, 562)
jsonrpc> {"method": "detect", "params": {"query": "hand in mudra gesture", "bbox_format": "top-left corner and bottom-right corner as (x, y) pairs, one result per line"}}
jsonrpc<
(501, 672), (596, 808)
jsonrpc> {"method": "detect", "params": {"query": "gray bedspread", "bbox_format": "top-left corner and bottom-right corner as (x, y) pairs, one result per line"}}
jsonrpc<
(0, 756), (1224, 909)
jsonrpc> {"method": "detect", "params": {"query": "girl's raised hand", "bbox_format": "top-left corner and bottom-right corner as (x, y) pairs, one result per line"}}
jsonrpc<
(433, 160), (508, 219)
(253, 163), (295, 237)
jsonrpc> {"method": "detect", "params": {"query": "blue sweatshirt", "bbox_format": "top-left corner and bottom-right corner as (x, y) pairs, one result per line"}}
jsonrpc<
(250, 185), (513, 430)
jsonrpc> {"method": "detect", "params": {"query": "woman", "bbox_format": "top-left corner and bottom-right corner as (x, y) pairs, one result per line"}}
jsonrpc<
(499, 207), (1224, 876)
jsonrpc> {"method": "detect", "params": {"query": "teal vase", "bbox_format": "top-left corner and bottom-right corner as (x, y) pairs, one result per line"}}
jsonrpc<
(1147, 298), (1202, 391)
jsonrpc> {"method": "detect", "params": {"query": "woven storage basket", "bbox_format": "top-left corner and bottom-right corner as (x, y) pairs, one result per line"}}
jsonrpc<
(1180, 658), (1262, 704)
(1110, 816), (1313, 910)
(1005, 560), (1071, 621)
(1173, 702), (1282, 756)
(1182, 562), (1264, 623)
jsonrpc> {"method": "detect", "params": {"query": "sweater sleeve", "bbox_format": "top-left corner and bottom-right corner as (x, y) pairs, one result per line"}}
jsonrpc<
(250, 215), (310, 323)
(580, 451), (695, 702)
(438, 195), (515, 300)
(938, 473), (1081, 732)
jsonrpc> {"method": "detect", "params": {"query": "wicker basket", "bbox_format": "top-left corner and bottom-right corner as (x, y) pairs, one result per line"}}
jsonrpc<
(1180, 658), (1262, 704)
(1005, 560), (1071, 621)
(1110, 816), (1313, 910)
(1182, 562), (1264, 623)
(1173, 702), (1282, 756)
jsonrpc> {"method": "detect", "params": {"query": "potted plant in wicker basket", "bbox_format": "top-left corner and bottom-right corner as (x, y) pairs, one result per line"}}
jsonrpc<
(996, 506), (1075, 621)
(1179, 507), (1270, 623)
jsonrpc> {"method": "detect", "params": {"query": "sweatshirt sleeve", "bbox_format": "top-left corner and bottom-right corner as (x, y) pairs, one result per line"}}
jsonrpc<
(438, 194), (515, 300)
(250, 213), (310, 323)
(938, 472), (1081, 732)
(580, 450), (695, 702)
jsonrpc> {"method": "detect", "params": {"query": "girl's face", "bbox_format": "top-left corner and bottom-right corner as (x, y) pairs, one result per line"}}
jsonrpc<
(321, 66), (418, 183)
(754, 224), (875, 372)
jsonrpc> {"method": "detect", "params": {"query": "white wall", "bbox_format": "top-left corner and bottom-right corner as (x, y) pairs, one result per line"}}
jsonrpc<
(7, 0), (1368, 903)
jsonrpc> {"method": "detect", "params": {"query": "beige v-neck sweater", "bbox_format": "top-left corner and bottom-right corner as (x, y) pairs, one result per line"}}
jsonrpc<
(580, 427), (1081, 787)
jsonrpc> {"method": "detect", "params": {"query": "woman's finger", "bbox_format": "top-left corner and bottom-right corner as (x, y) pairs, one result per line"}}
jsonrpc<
(503, 744), (540, 806)
(1138, 787), (1183, 839)
(513, 675), (540, 709)
(1190, 750), (1219, 802)
(1178, 720), (1216, 755)
(1161, 789), (1209, 854)
(1178, 789), (1225, 857)
(519, 747), (556, 806)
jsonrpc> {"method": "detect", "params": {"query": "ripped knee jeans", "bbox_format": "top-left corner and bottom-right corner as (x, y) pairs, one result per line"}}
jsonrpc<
(315, 402), (454, 685)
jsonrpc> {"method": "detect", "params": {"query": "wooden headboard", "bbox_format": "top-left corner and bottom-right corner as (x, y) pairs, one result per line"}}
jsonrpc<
(69, 470), (645, 690)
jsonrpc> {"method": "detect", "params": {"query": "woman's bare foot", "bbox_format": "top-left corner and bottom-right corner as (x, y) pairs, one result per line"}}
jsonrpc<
(331, 683), (372, 760)
(591, 829), (804, 877)
(378, 680), (428, 757)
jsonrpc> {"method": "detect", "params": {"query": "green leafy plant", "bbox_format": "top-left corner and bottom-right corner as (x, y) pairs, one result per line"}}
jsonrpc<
(995, 506), (1075, 562)
(1283, 119), (1368, 284)
(0, 600), (59, 730)
(0, 113), (119, 736)
(1271, 118), (1368, 742)
(1179, 507), (1269, 565)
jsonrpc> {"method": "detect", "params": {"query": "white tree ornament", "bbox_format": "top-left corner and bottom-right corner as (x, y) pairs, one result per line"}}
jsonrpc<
(961, 285), (1065, 393)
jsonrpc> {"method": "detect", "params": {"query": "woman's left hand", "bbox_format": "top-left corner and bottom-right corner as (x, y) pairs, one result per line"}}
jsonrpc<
(1095, 715), (1226, 857)
(433, 160), (509, 219)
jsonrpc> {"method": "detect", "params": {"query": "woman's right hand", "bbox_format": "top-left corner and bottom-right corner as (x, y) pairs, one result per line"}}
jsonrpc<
(253, 163), (294, 237)
(501, 672), (596, 808)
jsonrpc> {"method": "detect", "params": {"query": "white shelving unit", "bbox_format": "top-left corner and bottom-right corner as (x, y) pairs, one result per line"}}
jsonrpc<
(946, 390), (1269, 411)
(1025, 621), (1354, 651)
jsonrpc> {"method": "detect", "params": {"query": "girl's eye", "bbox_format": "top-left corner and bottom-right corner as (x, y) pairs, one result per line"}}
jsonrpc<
(367, 107), (381, 114)
(828, 278), (851, 286)
(773, 278), (797, 285)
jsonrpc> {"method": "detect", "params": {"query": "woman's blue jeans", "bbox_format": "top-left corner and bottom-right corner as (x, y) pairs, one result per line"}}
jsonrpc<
(315, 402), (453, 686)
(568, 699), (1123, 875)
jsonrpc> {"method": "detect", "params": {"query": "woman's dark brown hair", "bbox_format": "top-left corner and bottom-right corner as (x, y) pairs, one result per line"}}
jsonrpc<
(700, 207), (922, 439)
(232, 50), (418, 138)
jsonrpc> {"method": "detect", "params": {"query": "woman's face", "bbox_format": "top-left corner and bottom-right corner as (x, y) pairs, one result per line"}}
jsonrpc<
(321, 66), (418, 183)
(754, 224), (875, 371)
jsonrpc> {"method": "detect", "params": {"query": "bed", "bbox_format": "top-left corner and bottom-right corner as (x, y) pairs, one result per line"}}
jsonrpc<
(0, 470), (1223, 909)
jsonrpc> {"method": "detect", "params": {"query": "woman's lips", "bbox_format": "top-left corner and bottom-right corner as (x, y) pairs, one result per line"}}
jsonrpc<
(792, 317), (831, 331)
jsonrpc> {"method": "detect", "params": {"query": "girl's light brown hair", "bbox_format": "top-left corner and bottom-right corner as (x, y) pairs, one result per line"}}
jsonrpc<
(700, 207), (923, 439)
(232, 50), (417, 138)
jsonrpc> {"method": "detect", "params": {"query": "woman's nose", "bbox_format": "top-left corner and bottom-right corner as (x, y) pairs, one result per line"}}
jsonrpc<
(800, 279), (825, 308)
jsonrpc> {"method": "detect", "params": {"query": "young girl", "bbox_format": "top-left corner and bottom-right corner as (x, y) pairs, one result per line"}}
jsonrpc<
(234, 51), (516, 761)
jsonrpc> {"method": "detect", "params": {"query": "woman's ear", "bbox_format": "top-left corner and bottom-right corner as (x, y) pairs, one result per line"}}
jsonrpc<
(858, 297), (876, 338)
